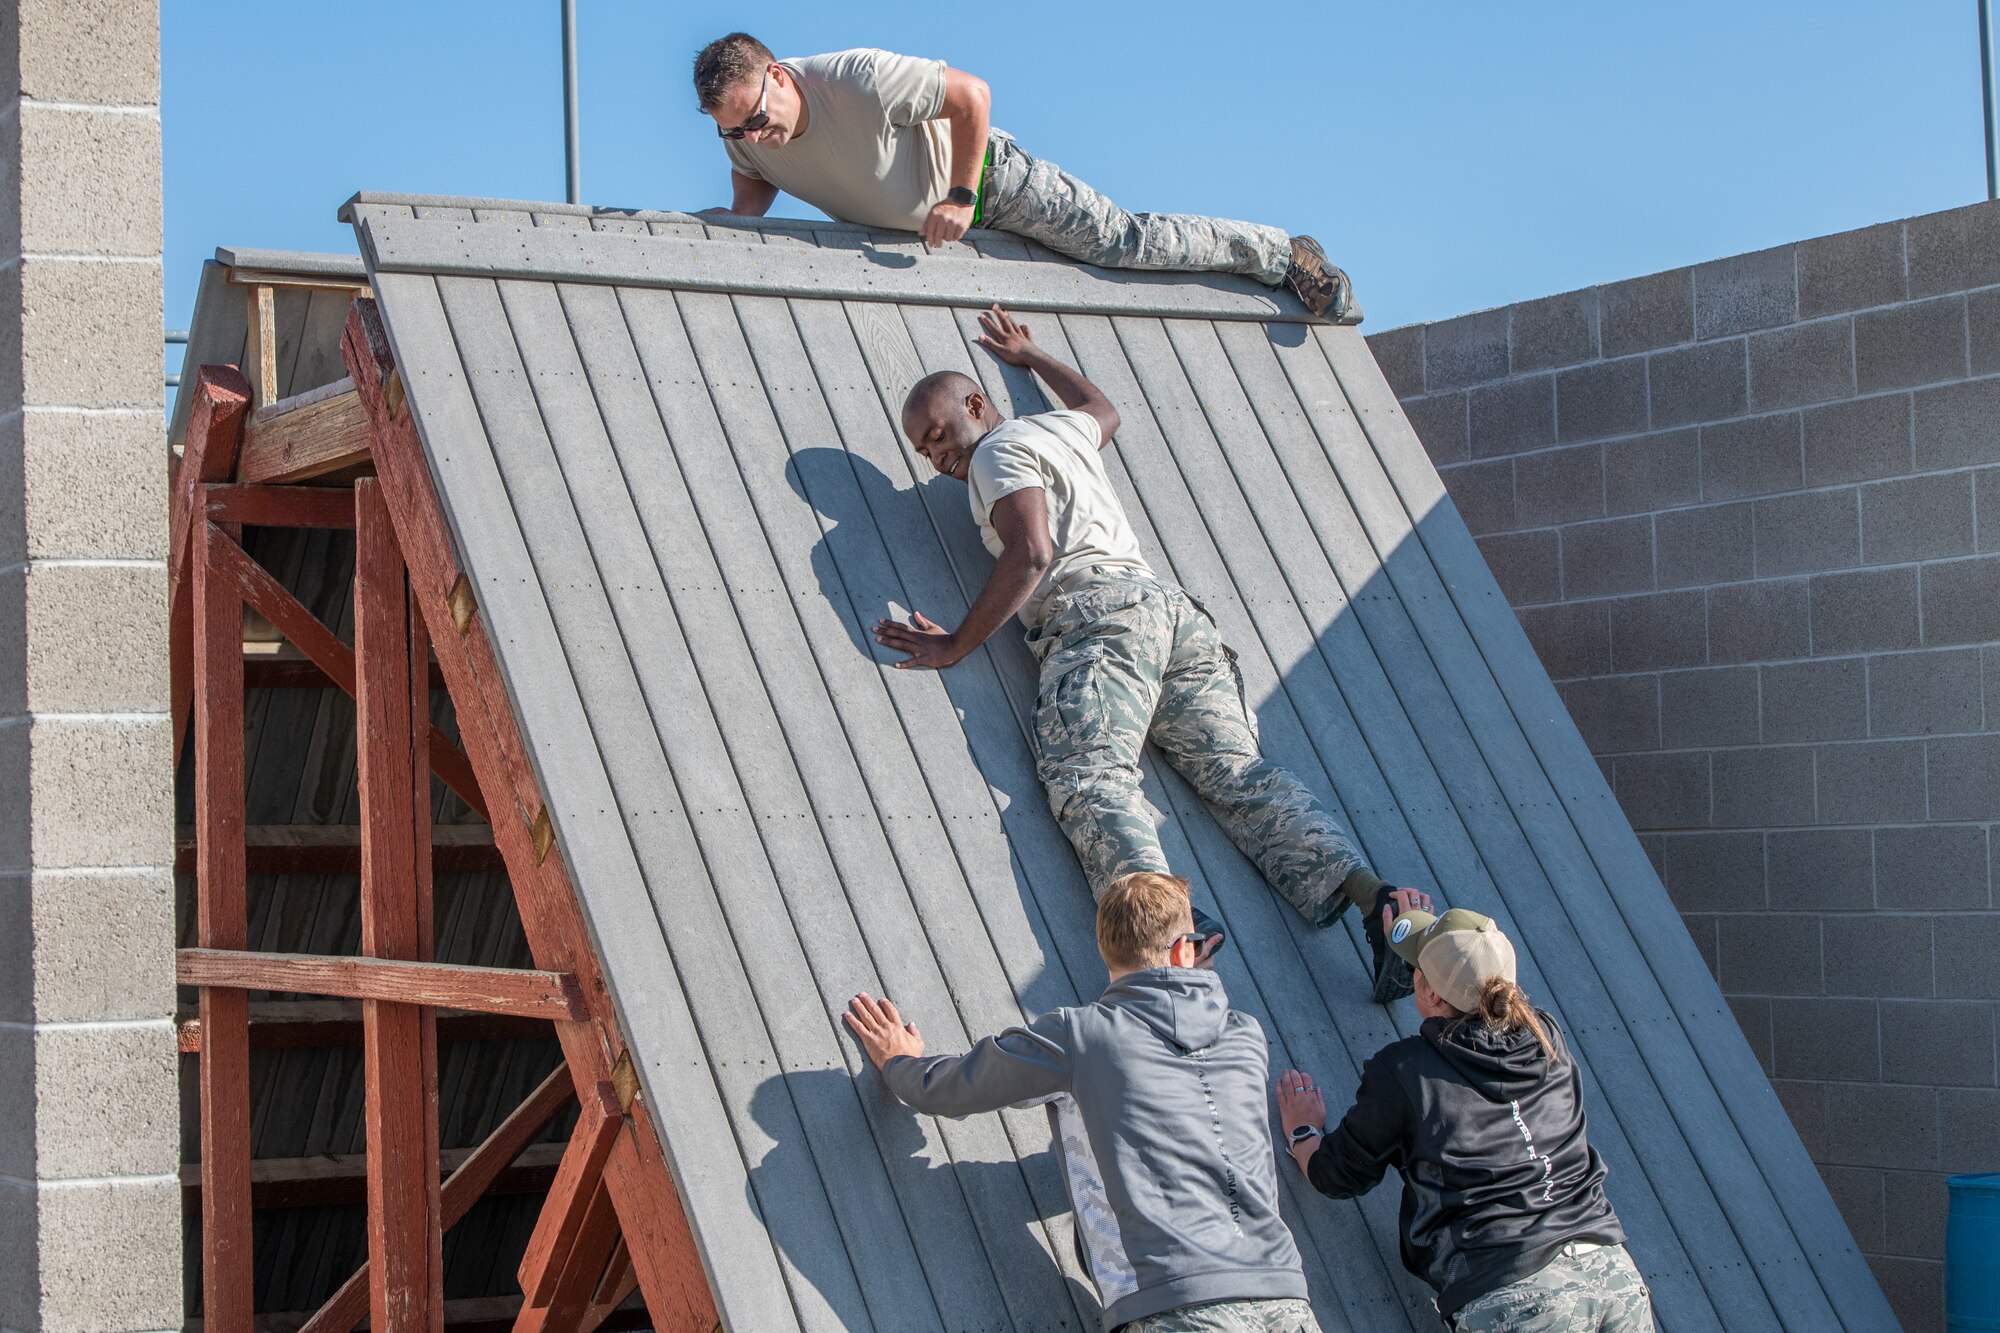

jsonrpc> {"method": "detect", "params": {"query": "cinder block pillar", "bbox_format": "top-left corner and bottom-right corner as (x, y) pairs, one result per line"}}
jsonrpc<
(0, 3), (179, 1331)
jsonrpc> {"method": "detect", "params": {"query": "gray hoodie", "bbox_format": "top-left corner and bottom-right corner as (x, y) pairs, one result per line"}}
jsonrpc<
(880, 968), (1307, 1329)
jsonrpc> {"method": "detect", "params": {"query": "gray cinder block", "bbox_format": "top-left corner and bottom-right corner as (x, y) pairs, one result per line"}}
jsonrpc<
(1560, 514), (1654, 598)
(1803, 393), (1914, 485)
(0, 868), (175, 1023)
(1661, 828), (1765, 911)
(1936, 916), (2000, 998)
(1817, 1164), (1887, 1254)
(1707, 577), (1809, 663)
(5, 0), (161, 104)
(1748, 318), (1856, 412)
(1815, 739), (1927, 825)
(1651, 338), (1748, 428)
(1402, 391), (1469, 466)
(1517, 601), (1610, 679)
(1604, 428), (1700, 515)
(1773, 996), (1880, 1080)
(1555, 356), (1648, 443)
(1439, 458), (1514, 534)
(1717, 910), (1822, 992)
(1927, 733), (2000, 821)
(1475, 530), (1561, 605)
(1881, 1171), (1951, 1261)
(1856, 295), (1970, 394)
(1767, 828), (1874, 910)
(1940, 1088), (2000, 1172)
(1711, 745), (1816, 828)
(1861, 471), (1974, 565)
(1695, 245), (1799, 340)
(1424, 306), (1509, 391)
(1657, 501), (1754, 588)
(1601, 266), (1695, 358)
(1798, 221), (1908, 318)
(1754, 487), (1860, 577)
(1367, 324), (1423, 398)
(1880, 1001), (1997, 1087)
(1868, 648), (1984, 738)
(1701, 412), (1803, 500)
(1660, 665), (1760, 748)
(1874, 824), (1989, 910)
(8, 105), (160, 259)
(1822, 1084), (1941, 1170)
(1609, 590), (1706, 672)
(1513, 443), (1603, 527)
(1510, 287), (1598, 374)
(1810, 566), (1922, 654)
(1919, 554), (2000, 645)
(1914, 376), (2000, 470)
(1556, 674), (1661, 753)
(1825, 914), (1935, 999)
(0, 1024), (176, 1179)
(1906, 201), (2000, 299)
(1977, 466), (2000, 552)
(1612, 749), (1711, 828)
(1773, 1078), (1832, 1158)
(1761, 658), (1868, 743)
(1968, 286), (2000, 375)
(1469, 374), (1556, 458)
(1728, 995), (1775, 1073)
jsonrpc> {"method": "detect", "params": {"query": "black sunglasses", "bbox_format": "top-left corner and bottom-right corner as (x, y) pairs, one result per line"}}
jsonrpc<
(713, 69), (771, 140)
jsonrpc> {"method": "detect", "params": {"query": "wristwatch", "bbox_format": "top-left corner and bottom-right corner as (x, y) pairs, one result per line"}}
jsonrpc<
(1288, 1124), (1323, 1147)
(946, 185), (978, 208)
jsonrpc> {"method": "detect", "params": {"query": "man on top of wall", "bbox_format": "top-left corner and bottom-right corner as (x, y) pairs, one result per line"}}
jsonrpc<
(881, 302), (1433, 1001)
(690, 34), (1363, 322)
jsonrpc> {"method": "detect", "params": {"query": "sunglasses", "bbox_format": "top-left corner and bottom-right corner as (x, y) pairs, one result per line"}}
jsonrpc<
(714, 69), (771, 140)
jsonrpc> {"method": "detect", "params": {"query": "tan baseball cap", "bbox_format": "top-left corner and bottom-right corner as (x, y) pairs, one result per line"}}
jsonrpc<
(1387, 908), (1516, 1013)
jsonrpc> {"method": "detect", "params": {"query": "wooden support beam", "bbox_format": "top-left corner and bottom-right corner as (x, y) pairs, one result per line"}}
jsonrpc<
(516, 1178), (624, 1333)
(171, 366), (253, 768)
(202, 524), (487, 819)
(245, 283), (278, 406)
(244, 654), (447, 691)
(195, 516), (255, 1333)
(237, 380), (373, 486)
(174, 823), (501, 878)
(518, 1083), (623, 1307)
(180, 1142), (564, 1212)
(190, 1293), (649, 1333)
(298, 1065), (575, 1333)
(177, 1001), (550, 1053)
(355, 475), (443, 1333)
(204, 484), (358, 529)
(344, 297), (718, 1333)
(176, 951), (587, 1020)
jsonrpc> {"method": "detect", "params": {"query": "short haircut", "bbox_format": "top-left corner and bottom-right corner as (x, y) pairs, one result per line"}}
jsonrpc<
(1097, 873), (1192, 971)
(693, 33), (775, 111)
(902, 369), (981, 422)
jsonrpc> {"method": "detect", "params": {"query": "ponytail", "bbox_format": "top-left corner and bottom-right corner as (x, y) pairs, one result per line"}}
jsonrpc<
(1445, 977), (1559, 1063)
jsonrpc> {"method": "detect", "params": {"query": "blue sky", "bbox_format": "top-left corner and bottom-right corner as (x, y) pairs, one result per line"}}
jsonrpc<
(165, 1), (1984, 345)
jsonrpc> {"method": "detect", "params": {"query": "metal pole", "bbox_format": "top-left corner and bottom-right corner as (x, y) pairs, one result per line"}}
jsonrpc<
(1983, 0), (1999, 198)
(562, 0), (581, 204)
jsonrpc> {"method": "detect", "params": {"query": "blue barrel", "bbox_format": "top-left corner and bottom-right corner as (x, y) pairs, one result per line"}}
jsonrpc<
(1949, 1172), (2000, 1332)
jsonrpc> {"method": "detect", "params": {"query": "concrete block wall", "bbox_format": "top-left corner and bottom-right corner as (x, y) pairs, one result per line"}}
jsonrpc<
(1372, 199), (2000, 1331)
(0, 3), (179, 1331)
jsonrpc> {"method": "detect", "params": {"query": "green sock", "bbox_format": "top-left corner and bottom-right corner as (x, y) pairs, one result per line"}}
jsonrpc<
(1338, 867), (1388, 913)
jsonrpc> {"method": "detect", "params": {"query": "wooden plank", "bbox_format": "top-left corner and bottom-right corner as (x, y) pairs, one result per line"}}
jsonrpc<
(171, 366), (253, 767)
(298, 1064), (574, 1333)
(351, 208), (1309, 322)
(180, 1141), (564, 1212)
(520, 1177), (624, 1333)
(247, 283), (279, 406)
(343, 293), (724, 1333)
(173, 822), (500, 877)
(238, 383), (373, 485)
(242, 655), (447, 691)
(355, 476), (443, 1333)
(517, 1081), (622, 1306)
(201, 1293), (648, 1333)
(204, 484), (358, 529)
(1312, 325), (1898, 1329)
(195, 516), (255, 1333)
(175, 950), (586, 1020)
(177, 1001), (547, 1053)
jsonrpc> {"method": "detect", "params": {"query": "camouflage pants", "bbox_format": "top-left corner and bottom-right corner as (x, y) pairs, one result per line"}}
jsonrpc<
(1028, 572), (1366, 925)
(1118, 1297), (1322, 1333)
(983, 132), (1292, 285)
(1450, 1243), (1655, 1332)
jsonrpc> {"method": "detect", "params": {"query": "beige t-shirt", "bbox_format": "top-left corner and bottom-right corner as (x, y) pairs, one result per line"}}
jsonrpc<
(967, 410), (1152, 630)
(724, 49), (953, 232)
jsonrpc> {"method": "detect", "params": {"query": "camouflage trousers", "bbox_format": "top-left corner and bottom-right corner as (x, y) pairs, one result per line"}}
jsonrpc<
(1450, 1242), (1655, 1332)
(1028, 571), (1366, 924)
(1118, 1297), (1322, 1333)
(983, 131), (1293, 285)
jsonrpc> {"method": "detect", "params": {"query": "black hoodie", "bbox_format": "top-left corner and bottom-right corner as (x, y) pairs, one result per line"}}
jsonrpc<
(1304, 1011), (1624, 1318)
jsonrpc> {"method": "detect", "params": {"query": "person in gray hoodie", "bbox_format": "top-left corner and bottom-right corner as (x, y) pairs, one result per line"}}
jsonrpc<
(843, 871), (1321, 1333)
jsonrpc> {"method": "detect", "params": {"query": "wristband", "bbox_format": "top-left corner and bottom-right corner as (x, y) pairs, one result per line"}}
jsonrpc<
(946, 186), (977, 208)
(1288, 1124), (1322, 1146)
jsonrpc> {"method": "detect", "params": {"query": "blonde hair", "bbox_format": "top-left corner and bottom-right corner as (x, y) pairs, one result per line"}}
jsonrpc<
(1442, 976), (1559, 1063)
(1097, 873), (1191, 971)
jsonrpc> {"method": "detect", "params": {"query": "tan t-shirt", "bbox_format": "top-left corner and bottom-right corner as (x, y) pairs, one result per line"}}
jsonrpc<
(724, 49), (953, 232)
(967, 410), (1152, 630)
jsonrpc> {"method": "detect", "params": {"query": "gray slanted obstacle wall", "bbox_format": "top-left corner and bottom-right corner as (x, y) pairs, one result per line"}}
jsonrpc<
(1377, 198), (2000, 1332)
(342, 191), (1896, 1333)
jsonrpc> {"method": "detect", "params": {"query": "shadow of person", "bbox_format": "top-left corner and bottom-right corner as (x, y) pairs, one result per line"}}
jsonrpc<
(746, 1066), (1100, 1331)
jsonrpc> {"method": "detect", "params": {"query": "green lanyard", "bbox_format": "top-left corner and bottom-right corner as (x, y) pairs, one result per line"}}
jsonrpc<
(973, 143), (991, 226)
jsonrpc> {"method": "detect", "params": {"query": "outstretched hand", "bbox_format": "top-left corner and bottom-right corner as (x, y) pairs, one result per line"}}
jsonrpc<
(1380, 885), (1434, 940)
(976, 304), (1039, 367)
(845, 992), (925, 1070)
(1275, 1068), (1327, 1175)
(873, 610), (965, 670)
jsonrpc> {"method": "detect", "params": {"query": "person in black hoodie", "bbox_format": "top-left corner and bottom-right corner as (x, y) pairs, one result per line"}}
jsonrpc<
(1274, 909), (1654, 1331)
